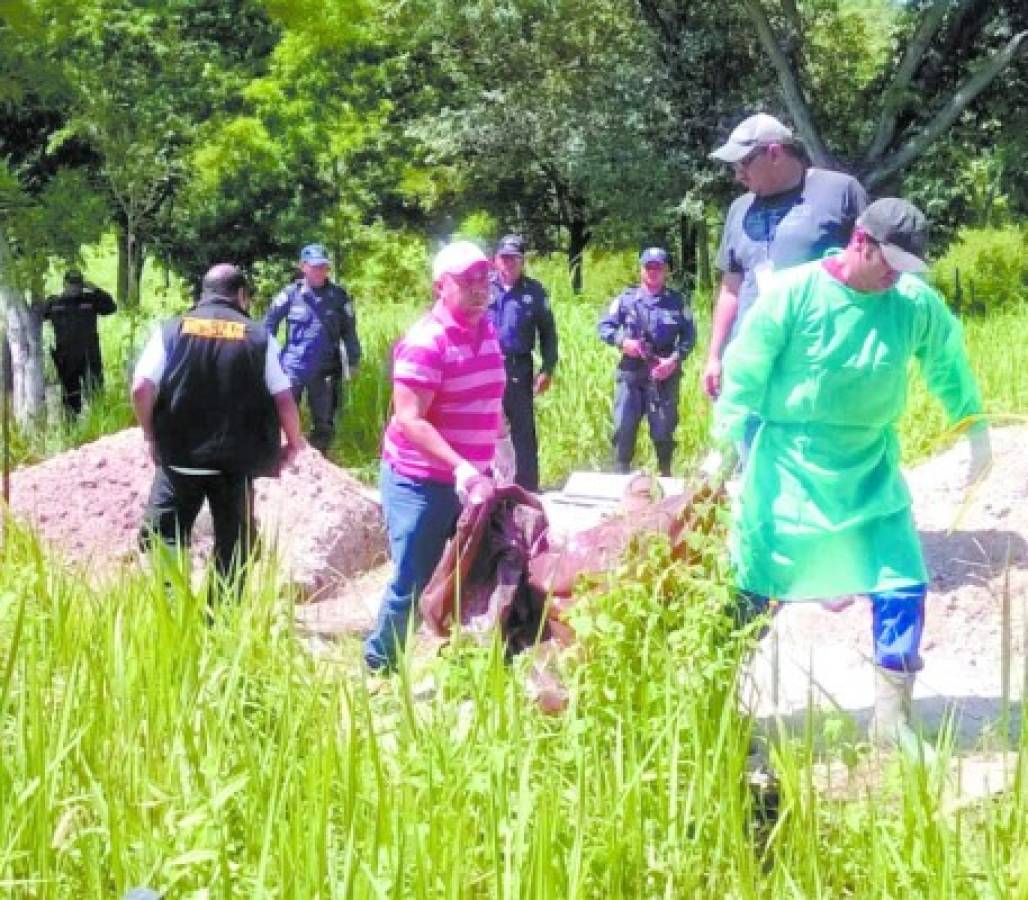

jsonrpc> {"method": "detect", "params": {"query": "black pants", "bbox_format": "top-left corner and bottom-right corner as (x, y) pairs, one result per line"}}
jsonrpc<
(139, 467), (254, 586)
(293, 374), (340, 454)
(503, 354), (539, 492)
(55, 353), (103, 416)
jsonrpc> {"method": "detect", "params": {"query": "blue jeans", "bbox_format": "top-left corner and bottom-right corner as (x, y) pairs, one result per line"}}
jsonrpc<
(735, 583), (927, 673)
(364, 461), (461, 671)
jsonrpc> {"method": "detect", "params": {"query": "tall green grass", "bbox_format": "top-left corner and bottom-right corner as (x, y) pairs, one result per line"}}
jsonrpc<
(1, 521), (1025, 896)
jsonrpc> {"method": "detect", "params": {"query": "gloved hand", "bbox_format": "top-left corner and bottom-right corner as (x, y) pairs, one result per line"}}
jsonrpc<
(454, 459), (495, 506)
(965, 427), (992, 488)
(650, 355), (678, 382)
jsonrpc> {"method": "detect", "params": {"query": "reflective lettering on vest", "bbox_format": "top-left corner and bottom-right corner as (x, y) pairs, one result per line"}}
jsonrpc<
(181, 318), (247, 341)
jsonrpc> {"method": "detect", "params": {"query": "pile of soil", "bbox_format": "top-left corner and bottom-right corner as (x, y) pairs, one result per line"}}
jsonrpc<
(744, 426), (1028, 746)
(6, 428), (386, 600)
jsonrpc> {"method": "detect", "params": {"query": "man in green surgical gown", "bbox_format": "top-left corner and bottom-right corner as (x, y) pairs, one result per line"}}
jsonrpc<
(715, 198), (992, 743)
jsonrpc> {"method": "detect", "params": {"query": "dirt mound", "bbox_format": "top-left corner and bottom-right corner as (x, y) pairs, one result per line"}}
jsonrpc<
(6, 428), (387, 599)
(744, 426), (1028, 746)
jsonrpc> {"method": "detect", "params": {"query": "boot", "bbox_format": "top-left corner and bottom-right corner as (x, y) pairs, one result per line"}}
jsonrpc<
(871, 665), (913, 748)
(654, 442), (674, 478)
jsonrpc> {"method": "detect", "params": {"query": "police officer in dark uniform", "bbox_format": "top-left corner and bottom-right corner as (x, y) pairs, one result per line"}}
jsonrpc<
(488, 234), (558, 492)
(264, 243), (361, 455)
(41, 269), (116, 415)
(598, 247), (695, 476)
(132, 264), (305, 592)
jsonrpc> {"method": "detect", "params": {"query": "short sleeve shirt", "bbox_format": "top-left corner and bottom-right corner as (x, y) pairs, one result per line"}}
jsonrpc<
(134, 325), (292, 395)
(382, 301), (506, 484)
(717, 167), (867, 338)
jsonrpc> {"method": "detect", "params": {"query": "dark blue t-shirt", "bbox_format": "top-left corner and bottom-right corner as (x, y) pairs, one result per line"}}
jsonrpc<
(717, 167), (867, 337)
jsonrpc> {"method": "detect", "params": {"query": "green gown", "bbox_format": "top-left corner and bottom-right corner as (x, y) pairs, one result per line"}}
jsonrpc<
(715, 261), (983, 601)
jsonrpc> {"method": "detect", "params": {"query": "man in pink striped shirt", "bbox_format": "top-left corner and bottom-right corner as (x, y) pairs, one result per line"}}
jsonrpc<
(365, 241), (507, 671)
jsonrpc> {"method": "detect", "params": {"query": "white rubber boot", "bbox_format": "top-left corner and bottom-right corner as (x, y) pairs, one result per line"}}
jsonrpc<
(872, 666), (914, 748)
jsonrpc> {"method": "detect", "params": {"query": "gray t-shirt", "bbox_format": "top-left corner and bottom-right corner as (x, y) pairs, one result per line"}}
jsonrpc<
(717, 167), (867, 337)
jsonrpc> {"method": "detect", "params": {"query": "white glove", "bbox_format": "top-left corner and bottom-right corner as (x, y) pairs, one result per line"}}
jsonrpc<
(965, 428), (992, 488)
(454, 460), (494, 506)
(493, 434), (516, 487)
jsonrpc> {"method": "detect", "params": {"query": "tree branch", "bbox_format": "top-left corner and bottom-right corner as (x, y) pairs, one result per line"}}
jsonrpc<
(862, 0), (964, 168)
(864, 29), (1028, 189)
(738, 0), (831, 166)
(779, 0), (804, 60)
(915, 0), (995, 98)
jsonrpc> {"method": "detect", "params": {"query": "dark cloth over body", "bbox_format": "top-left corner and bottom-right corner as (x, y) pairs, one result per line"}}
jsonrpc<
(419, 478), (722, 650)
(153, 298), (280, 476)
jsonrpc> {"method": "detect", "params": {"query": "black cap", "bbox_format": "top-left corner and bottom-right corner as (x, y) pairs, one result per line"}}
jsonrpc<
(65, 269), (84, 284)
(856, 198), (928, 273)
(495, 234), (525, 256)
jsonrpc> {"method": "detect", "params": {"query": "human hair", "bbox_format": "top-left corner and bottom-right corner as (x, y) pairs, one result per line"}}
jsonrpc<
(201, 263), (249, 299)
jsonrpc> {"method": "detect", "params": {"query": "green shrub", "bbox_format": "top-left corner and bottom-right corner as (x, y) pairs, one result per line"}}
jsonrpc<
(931, 224), (1028, 313)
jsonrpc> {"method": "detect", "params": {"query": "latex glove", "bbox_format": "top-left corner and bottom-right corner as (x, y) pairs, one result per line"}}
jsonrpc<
(533, 372), (552, 396)
(454, 460), (495, 506)
(621, 337), (645, 358)
(702, 356), (721, 399)
(965, 428), (992, 488)
(493, 434), (516, 487)
(650, 355), (678, 382)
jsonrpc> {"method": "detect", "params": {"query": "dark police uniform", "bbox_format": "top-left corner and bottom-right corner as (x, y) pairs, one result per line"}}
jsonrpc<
(264, 279), (361, 453)
(598, 286), (695, 474)
(42, 282), (116, 414)
(139, 295), (282, 583)
(488, 272), (558, 491)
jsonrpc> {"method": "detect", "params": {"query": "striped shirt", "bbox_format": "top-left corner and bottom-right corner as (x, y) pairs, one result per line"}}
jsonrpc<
(382, 301), (506, 483)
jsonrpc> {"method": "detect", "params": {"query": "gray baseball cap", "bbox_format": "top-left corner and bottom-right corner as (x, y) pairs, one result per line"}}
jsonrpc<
(857, 198), (928, 273)
(710, 113), (794, 163)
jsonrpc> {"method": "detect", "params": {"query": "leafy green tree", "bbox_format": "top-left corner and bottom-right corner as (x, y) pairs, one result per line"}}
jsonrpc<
(47, 0), (278, 306)
(162, 2), (431, 295)
(1, 0), (107, 422)
(406, 0), (687, 292)
(688, 0), (1027, 189)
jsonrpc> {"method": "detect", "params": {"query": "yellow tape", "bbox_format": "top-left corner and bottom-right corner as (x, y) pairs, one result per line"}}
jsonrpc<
(181, 318), (247, 341)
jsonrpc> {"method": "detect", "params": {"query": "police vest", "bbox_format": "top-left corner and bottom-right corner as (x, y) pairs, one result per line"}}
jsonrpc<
(153, 299), (280, 476)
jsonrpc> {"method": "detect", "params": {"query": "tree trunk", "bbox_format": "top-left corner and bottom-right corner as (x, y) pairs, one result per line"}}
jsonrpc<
(1, 288), (45, 427)
(0, 234), (46, 426)
(125, 229), (144, 309)
(117, 226), (129, 306)
(679, 213), (695, 287)
(568, 218), (590, 295)
(695, 215), (712, 295)
(130, 238), (145, 308)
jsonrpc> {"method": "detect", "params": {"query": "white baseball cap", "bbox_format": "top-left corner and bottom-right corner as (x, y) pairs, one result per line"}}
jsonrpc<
(710, 113), (795, 163)
(432, 241), (490, 282)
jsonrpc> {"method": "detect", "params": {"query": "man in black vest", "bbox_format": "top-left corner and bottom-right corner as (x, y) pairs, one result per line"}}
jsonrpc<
(42, 269), (117, 415)
(132, 263), (306, 591)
